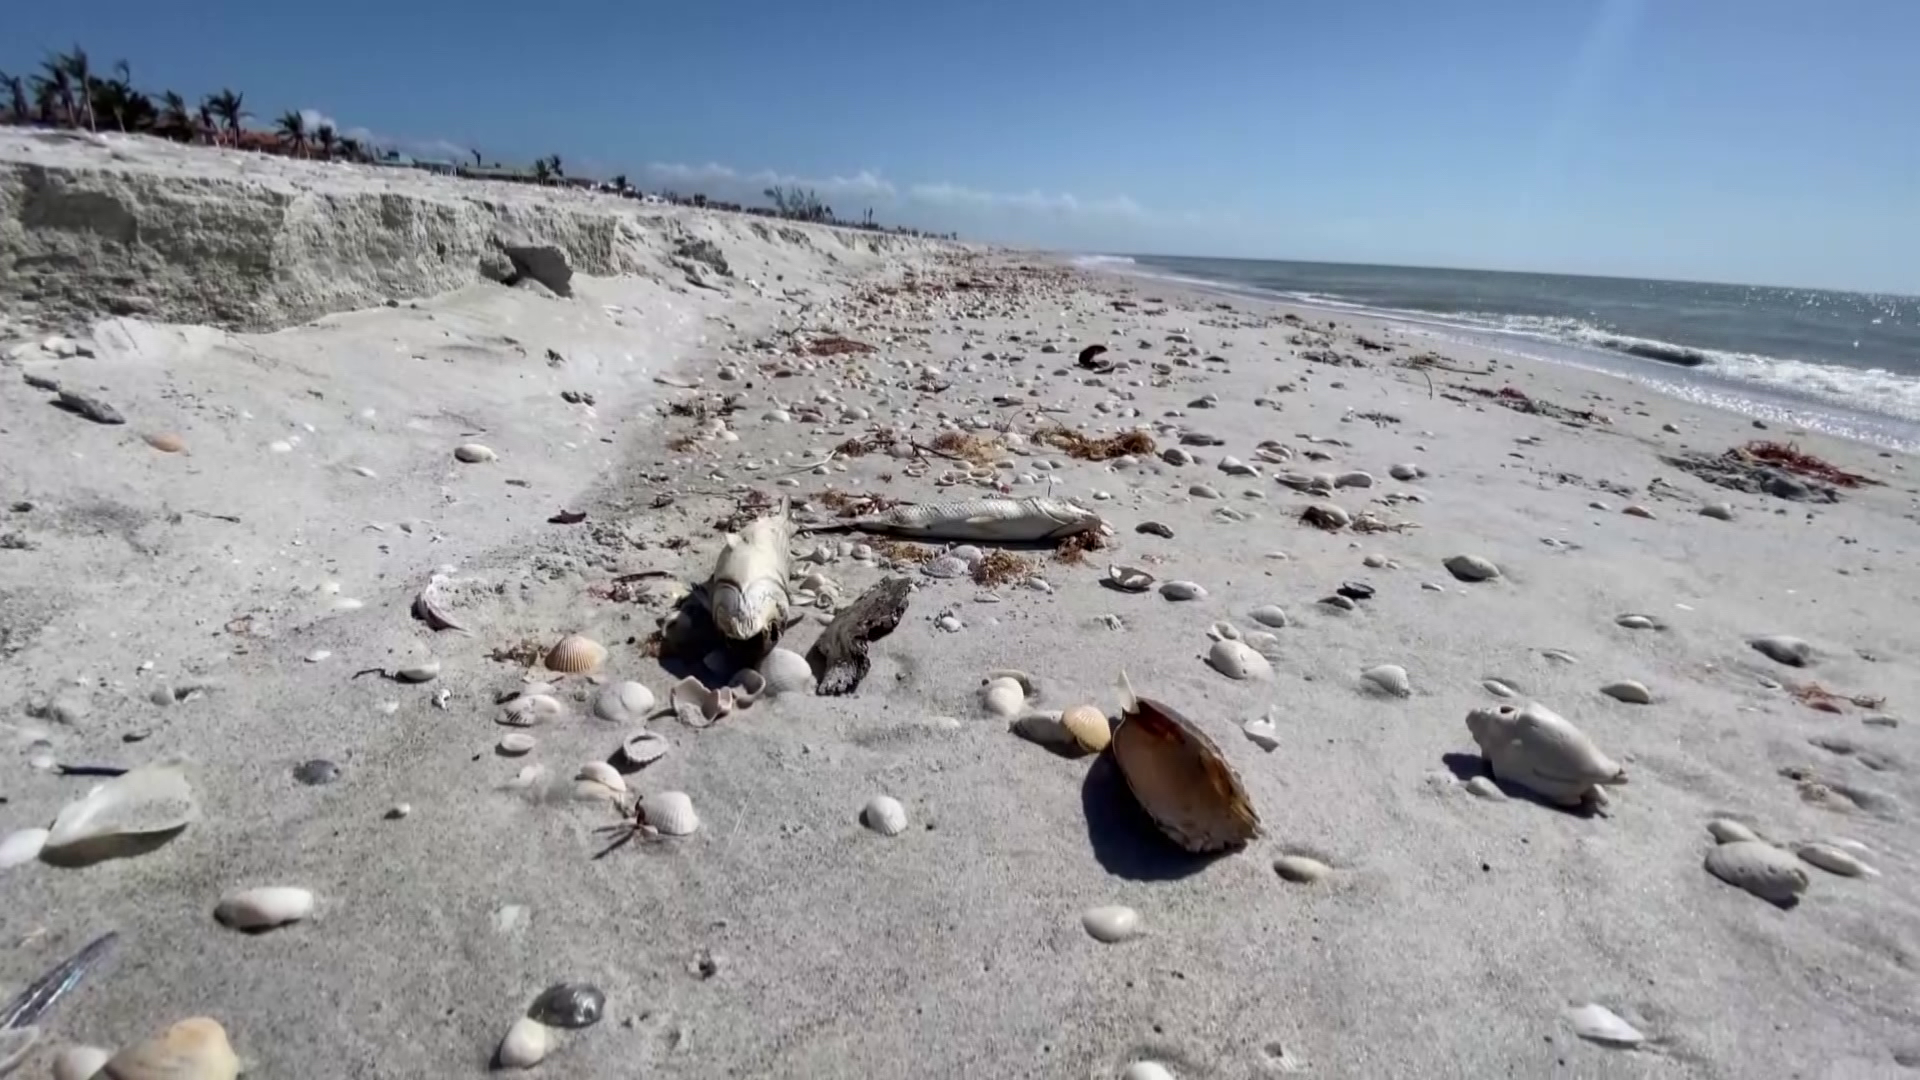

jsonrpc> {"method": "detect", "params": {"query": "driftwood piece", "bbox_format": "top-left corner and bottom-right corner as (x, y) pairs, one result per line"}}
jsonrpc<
(807, 577), (912, 696)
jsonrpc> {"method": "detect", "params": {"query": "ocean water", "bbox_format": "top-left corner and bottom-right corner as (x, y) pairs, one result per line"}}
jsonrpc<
(1081, 255), (1920, 448)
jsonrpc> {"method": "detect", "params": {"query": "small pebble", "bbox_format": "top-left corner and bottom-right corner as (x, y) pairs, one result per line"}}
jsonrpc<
(293, 759), (341, 786)
(1273, 854), (1333, 883)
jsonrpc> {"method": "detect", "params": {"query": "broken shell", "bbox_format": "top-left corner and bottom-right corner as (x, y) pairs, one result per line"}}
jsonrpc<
(1706, 840), (1809, 905)
(1464, 702), (1625, 807)
(214, 886), (315, 931)
(1795, 842), (1877, 877)
(1600, 680), (1652, 704)
(497, 732), (536, 755)
(1060, 704), (1111, 753)
(758, 648), (815, 695)
(574, 762), (627, 801)
(52, 1045), (113, 1080)
(103, 1017), (240, 1080)
(544, 634), (607, 674)
(1443, 554), (1500, 582)
(1112, 674), (1260, 852)
(1273, 854), (1333, 883)
(454, 443), (498, 463)
(1081, 904), (1142, 943)
(42, 760), (198, 865)
(591, 681), (655, 722)
(1248, 604), (1288, 628)
(1207, 640), (1272, 680)
(394, 659), (441, 683)
(981, 677), (1028, 718)
(640, 791), (699, 836)
(669, 676), (731, 727)
(500, 693), (565, 727)
(1707, 819), (1761, 844)
(412, 578), (471, 635)
(1159, 580), (1207, 601)
(620, 731), (671, 768)
(1242, 716), (1280, 752)
(143, 432), (187, 453)
(1360, 663), (1411, 697)
(1105, 564), (1154, 592)
(862, 795), (908, 836)
(1564, 1003), (1646, 1048)
(495, 1016), (551, 1070)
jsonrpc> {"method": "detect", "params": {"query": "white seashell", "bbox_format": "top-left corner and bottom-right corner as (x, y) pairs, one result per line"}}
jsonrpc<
(1615, 614), (1660, 630)
(1060, 704), (1111, 753)
(862, 795), (909, 836)
(981, 677), (1027, 717)
(1207, 640), (1272, 680)
(544, 633), (607, 673)
(1334, 470), (1374, 488)
(496, 1016), (552, 1070)
(1749, 635), (1814, 667)
(1206, 621), (1240, 642)
(574, 762), (628, 801)
(1443, 554), (1500, 581)
(52, 1045), (114, 1080)
(0, 827), (49, 870)
(1242, 717), (1280, 752)
(641, 791), (699, 836)
(1388, 462), (1423, 480)
(620, 731), (671, 768)
(1600, 680), (1652, 704)
(1464, 702), (1625, 806)
(1273, 854), (1333, 883)
(303, 649), (331, 663)
(1080, 904), (1142, 943)
(1795, 842), (1877, 877)
(500, 693), (565, 727)
(104, 1017), (240, 1080)
(43, 760), (198, 864)
(214, 886), (315, 931)
(454, 443), (498, 463)
(497, 732), (536, 755)
(758, 648), (815, 695)
(412, 577), (471, 635)
(1564, 1003), (1647, 1047)
(1464, 775), (1507, 800)
(591, 681), (656, 722)
(1360, 664), (1411, 697)
(1707, 819), (1760, 844)
(1705, 840), (1810, 905)
(1105, 564), (1154, 592)
(394, 658), (441, 683)
(1249, 604), (1288, 628)
(1482, 679), (1519, 698)
(1121, 1061), (1176, 1080)
(1160, 580), (1207, 601)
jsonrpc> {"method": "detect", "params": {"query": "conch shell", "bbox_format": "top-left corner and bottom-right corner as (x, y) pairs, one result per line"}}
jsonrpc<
(1110, 673), (1260, 852)
(708, 502), (793, 641)
(1465, 701), (1626, 806)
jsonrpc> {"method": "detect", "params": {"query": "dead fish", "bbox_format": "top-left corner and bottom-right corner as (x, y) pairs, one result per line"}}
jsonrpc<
(1110, 672), (1260, 853)
(805, 497), (1105, 543)
(709, 500), (793, 641)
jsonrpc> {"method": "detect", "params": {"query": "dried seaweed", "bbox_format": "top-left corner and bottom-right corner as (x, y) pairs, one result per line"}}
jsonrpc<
(1036, 426), (1156, 461)
(1449, 383), (1611, 425)
(489, 638), (546, 666)
(1054, 529), (1108, 563)
(971, 550), (1037, 586)
(1739, 441), (1875, 488)
(928, 431), (1006, 466)
(874, 539), (935, 563)
(806, 335), (876, 356)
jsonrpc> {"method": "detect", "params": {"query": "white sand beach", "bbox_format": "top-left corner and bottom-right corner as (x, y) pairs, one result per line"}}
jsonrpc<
(2, 131), (1918, 1079)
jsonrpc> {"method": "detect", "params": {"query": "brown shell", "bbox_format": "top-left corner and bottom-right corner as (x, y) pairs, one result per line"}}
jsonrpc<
(1111, 693), (1260, 852)
(143, 432), (188, 453)
(544, 633), (607, 673)
(103, 1017), (240, 1080)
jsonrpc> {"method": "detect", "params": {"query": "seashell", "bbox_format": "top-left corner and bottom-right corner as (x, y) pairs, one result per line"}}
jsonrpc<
(1248, 604), (1288, 628)
(104, 1017), (240, 1080)
(1160, 580), (1206, 601)
(1700, 502), (1735, 521)
(495, 1016), (551, 1070)
(1273, 854), (1332, 883)
(529, 982), (606, 1029)
(1207, 640), (1272, 680)
(1105, 564), (1154, 592)
(591, 681), (655, 722)
(1121, 1062), (1175, 1080)
(1218, 456), (1258, 476)
(1464, 775), (1507, 800)
(640, 791), (699, 836)
(981, 677), (1028, 718)
(1333, 470), (1374, 488)
(1112, 673), (1260, 852)
(620, 731), (671, 768)
(53, 1045), (114, 1080)
(412, 578), (471, 634)
(394, 658), (441, 683)
(921, 554), (969, 578)
(728, 669), (768, 706)
(144, 432), (187, 453)
(497, 732), (536, 756)
(214, 886), (315, 931)
(1080, 904), (1142, 943)
(574, 762), (627, 801)
(1300, 503), (1350, 529)
(1615, 613), (1661, 630)
(1242, 714), (1280, 752)
(861, 795), (909, 836)
(500, 693), (565, 727)
(0, 827), (49, 870)
(670, 676), (733, 727)
(758, 648), (815, 695)
(1600, 680), (1652, 704)
(1564, 1003), (1646, 1048)
(1482, 679), (1519, 698)
(544, 633), (607, 674)
(1464, 702), (1626, 807)
(1360, 664), (1411, 697)
(1136, 521), (1175, 538)
(42, 760), (198, 865)
(1794, 842), (1877, 877)
(1749, 635), (1814, 667)
(1188, 483), (1222, 499)
(1707, 819), (1760, 844)
(1705, 840), (1809, 906)
(1388, 463), (1422, 480)
(454, 443), (497, 463)
(1206, 621), (1239, 642)
(1443, 554), (1500, 582)
(1060, 704), (1111, 753)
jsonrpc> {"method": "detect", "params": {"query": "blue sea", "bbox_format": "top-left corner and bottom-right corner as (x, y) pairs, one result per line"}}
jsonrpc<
(1077, 255), (1920, 449)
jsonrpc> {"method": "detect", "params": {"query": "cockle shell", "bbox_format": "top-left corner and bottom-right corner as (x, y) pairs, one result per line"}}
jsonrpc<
(214, 886), (315, 931)
(1795, 842), (1877, 877)
(1111, 673), (1260, 852)
(495, 1016), (551, 1070)
(454, 443), (497, 463)
(1081, 904), (1142, 943)
(1207, 640), (1271, 680)
(574, 762), (627, 802)
(42, 760), (198, 865)
(640, 791), (699, 836)
(758, 648), (815, 695)
(620, 731), (670, 768)
(544, 634), (607, 674)
(143, 432), (187, 453)
(591, 681), (655, 722)
(862, 795), (908, 836)
(1705, 840), (1809, 906)
(499, 693), (565, 727)
(103, 1017), (240, 1080)
(1464, 702), (1626, 807)
(1060, 704), (1111, 753)
(53, 1045), (114, 1080)
(1360, 664), (1412, 697)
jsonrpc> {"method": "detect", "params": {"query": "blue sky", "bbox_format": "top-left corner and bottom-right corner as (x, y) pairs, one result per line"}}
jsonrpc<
(7, 0), (1917, 293)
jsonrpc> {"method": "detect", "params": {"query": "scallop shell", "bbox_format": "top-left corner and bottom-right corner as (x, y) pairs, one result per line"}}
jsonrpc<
(1111, 673), (1260, 852)
(1060, 704), (1111, 753)
(1564, 1003), (1646, 1047)
(1080, 904), (1142, 943)
(1705, 840), (1810, 905)
(1159, 580), (1207, 601)
(758, 648), (815, 695)
(1207, 640), (1272, 681)
(591, 681), (655, 722)
(214, 886), (315, 931)
(497, 732), (536, 755)
(620, 731), (671, 768)
(499, 693), (565, 727)
(1794, 841), (1877, 877)
(103, 1017), (240, 1080)
(1600, 680), (1652, 704)
(1273, 854), (1332, 883)
(1360, 663), (1412, 697)
(52, 1045), (114, 1080)
(42, 760), (199, 865)
(1443, 554), (1500, 582)
(454, 443), (497, 463)
(1707, 819), (1761, 844)
(862, 795), (908, 836)
(544, 634), (607, 674)
(1464, 702), (1626, 806)
(495, 1016), (551, 1070)
(1105, 564), (1155, 592)
(143, 432), (187, 453)
(640, 791), (699, 836)
(573, 761), (627, 801)
(981, 677), (1028, 718)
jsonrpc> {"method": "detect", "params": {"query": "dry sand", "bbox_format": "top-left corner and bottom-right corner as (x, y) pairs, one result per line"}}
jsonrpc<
(3, 132), (1919, 1079)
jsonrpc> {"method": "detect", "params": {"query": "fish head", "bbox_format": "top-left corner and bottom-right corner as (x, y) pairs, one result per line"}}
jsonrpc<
(709, 579), (789, 641)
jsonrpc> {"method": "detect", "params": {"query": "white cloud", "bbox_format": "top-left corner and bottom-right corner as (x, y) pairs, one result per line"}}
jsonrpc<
(638, 162), (896, 202)
(635, 161), (1144, 222)
(298, 108), (337, 133)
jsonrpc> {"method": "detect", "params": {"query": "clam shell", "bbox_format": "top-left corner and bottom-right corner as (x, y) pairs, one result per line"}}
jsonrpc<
(1750, 635), (1814, 667)
(574, 761), (628, 801)
(620, 731), (671, 768)
(1615, 614), (1661, 630)
(1464, 702), (1625, 806)
(1105, 564), (1154, 592)
(495, 1016), (551, 1070)
(862, 795), (908, 836)
(104, 1017), (240, 1080)
(984, 669), (1040, 695)
(1443, 554), (1500, 582)
(640, 791), (699, 836)
(394, 659), (441, 683)
(1111, 676), (1260, 852)
(1600, 680), (1652, 704)
(497, 732), (536, 755)
(53, 1045), (114, 1080)
(1707, 819), (1761, 844)
(544, 634), (607, 674)
(214, 886), (315, 931)
(529, 982), (606, 1029)
(454, 443), (498, 463)
(758, 648), (815, 695)
(1795, 841), (1877, 877)
(1334, 470), (1374, 488)
(43, 761), (198, 864)
(981, 677), (1028, 718)
(1080, 904), (1142, 943)
(1705, 840), (1810, 905)
(1121, 1063), (1175, 1080)
(499, 693), (565, 727)
(0, 826), (49, 869)
(591, 681), (656, 722)
(1360, 663), (1411, 697)
(143, 432), (187, 453)
(1207, 640), (1272, 681)
(1273, 854), (1332, 883)
(1060, 704), (1111, 753)
(1564, 1003), (1646, 1047)
(1248, 604), (1288, 628)
(1159, 580), (1207, 601)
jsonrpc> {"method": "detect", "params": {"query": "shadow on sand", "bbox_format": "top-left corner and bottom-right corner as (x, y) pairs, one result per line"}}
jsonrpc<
(1080, 753), (1232, 881)
(1440, 751), (1601, 819)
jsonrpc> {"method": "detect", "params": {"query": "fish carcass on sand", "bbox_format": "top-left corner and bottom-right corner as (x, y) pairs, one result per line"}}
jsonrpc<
(708, 501), (794, 641)
(806, 496), (1107, 543)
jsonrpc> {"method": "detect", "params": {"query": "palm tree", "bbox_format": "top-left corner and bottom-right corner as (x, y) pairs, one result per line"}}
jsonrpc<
(92, 60), (154, 133)
(195, 101), (217, 144)
(0, 71), (28, 124)
(337, 136), (363, 162)
(549, 154), (564, 178)
(611, 173), (628, 192)
(60, 46), (97, 130)
(157, 91), (192, 141)
(205, 89), (245, 145)
(533, 158), (552, 184)
(315, 123), (337, 160)
(33, 54), (76, 127)
(468, 147), (482, 167)
(275, 110), (307, 156)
